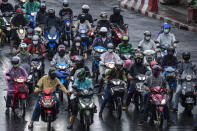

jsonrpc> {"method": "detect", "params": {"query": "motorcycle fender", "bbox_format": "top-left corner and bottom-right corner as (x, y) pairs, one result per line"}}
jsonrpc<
(18, 93), (27, 99)
(85, 110), (90, 117)
(60, 78), (65, 84)
(158, 106), (164, 112)
(49, 43), (56, 48)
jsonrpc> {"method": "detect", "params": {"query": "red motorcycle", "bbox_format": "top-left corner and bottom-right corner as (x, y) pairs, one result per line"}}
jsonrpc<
(150, 86), (168, 128)
(40, 89), (58, 131)
(112, 24), (129, 47)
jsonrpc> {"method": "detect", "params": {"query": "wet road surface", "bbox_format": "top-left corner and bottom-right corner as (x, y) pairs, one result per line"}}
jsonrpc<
(0, 0), (197, 130)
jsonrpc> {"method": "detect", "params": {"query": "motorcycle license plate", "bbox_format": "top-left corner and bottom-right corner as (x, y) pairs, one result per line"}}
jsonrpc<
(185, 97), (194, 103)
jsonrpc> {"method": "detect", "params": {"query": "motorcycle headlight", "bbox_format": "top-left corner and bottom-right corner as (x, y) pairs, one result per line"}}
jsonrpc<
(19, 29), (24, 34)
(96, 48), (104, 53)
(124, 54), (131, 59)
(48, 35), (52, 40)
(89, 102), (94, 108)
(59, 65), (66, 70)
(31, 12), (35, 16)
(186, 75), (192, 81)
(53, 35), (57, 40)
(112, 80), (121, 85)
(79, 100), (86, 108)
(106, 63), (115, 69)
(161, 99), (166, 105)
(37, 63), (41, 70)
(81, 30), (86, 33)
(66, 22), (70, 26)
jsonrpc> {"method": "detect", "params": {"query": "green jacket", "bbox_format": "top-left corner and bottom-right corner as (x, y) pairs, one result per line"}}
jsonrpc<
(104, 68), (127, 82)
(115, 43), (133, 54)
(0, 18), (5, 28)
(23, 1), (40, 20)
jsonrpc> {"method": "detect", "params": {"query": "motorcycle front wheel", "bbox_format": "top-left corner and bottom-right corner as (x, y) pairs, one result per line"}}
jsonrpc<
(47, 114), (51, 131)
(114, 97), (122, 119)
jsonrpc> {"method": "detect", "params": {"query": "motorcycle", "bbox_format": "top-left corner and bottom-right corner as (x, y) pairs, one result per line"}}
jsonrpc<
(45, 26), (59, 60)
(134, 74), (146, 111)
(143, 50), (156, 71)
(150, 86), (168, 128)
(16, 25), (27, 43)
(56, 63), (71, 102)
(15, 0), (27, 8)
(27, 54), (43, 91)
(40, 89), (58, 131)
(71, 86), (96, 131)
(163, 66), (177, 102)
(4, 76), (28, 117)
(92, 46), (106, 82)
(180, 70), (196, 114)
(27, 11), (37, 28)
(120, 52), (134, 70)
(78, 28), (89, 52)
(62, 15), (73, 47)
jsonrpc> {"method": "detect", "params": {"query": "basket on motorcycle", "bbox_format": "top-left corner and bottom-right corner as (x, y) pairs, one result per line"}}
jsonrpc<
(41, 106), (57, 122)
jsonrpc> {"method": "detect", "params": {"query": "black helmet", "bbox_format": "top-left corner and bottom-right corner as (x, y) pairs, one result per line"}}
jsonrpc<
(167, 47), (174, 56)
(48, 67), (57, 79)
(48, 8), (55, 17)
(77, 68), (86, 81)
(11, 56), (20, 67)
(82, 4), (89, 14)
(113, 7), (121, 15)
(100, 12), (107, 20)
(40, 2), (46, 12)
(80, 13), (86, 23)
(58, 44), (66, 57)
(182, 51), (190, 61)
(134, 53), (143, 65)
(74, 56), (84, 68)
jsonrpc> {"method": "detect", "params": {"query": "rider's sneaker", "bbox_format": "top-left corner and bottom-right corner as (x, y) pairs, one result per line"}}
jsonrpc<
(122, 106), (128, 110)
(28, 123), (33, 129)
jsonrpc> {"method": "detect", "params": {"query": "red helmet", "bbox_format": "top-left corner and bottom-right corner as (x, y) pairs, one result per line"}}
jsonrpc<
(16, 8), (23, 14)
(150, 61), (157, 68)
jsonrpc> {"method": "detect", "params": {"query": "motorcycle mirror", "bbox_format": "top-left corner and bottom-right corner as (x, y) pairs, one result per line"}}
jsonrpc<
(154, 40), (159, 44)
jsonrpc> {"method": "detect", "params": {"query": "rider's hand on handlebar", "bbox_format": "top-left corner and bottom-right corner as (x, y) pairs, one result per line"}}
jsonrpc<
(74, 92), (78, 96)
(146, 87), (150, 92)
(128, 75), (134, 80)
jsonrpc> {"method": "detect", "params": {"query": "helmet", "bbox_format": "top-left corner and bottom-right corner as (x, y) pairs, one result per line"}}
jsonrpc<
(74, 36), (81, 47)
(82, 4), (89, 13)
(150, 61), (157, 68)
(16, 8), (23, 14)
(107, 43), (114, 53)
(122, 35), (129, 44)
(80, 13), (86, 23)
(32, 35), (39, 46)
(58, 44), (66, 57)
(2, 0), (8, 4)
(34, 27), (42, 35)
(63, 0), (69, 8)
(74, 56), (84, 68)
(48, 67), (57, 79)
(40, 2), (46, 12)
(77, 68), (86, 81)
(125, 59), (132, 68)
(48, 8), (55, 17)
(144, 31), (151, 41)
(27, 28), (33, 39)
(134, 53), (143, 65)
(100, 27), (108, 37)
(167, 47), (174, 56)
(11, 56), (20, 67)
(116, 60), (123, 70)
(152, 65), (162, 77)
(163, 23), (170, 34)
(19, 43), (27, 55)
(29, 0), (34, 2)
(100, 12), (107, 20)
(182, 51), (190, 61)
(113, 7), (121, 15)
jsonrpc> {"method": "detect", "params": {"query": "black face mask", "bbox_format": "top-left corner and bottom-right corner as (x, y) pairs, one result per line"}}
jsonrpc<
(80, 19), (85, 23)
(59, 51), (65, 57)
(49, 71), (56, 79)
(101, 33), (107, 37)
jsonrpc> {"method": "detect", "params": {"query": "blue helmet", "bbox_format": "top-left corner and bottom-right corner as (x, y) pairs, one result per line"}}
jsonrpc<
(163, 23), (170, 29)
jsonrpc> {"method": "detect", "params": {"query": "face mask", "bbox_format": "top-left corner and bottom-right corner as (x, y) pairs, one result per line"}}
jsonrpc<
(108, 49), (113, 53)
(145, 36), (151, 41)
(33, 40), (38, 45)
(80, 19), (85, 23)
(75, 42), (81, 47)
(28, 35), (32, 39)
(164, 29), (169, 34)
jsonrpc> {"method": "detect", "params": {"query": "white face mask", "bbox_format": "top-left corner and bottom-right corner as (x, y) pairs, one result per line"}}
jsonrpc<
(108, 49), (113, 53)
(145, 36), (151, 41)
(33, 41), (38, 45)
(75, 42), (81, 47)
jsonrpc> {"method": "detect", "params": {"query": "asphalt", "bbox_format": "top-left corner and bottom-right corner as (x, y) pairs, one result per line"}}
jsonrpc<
(0, 0), (197, 131)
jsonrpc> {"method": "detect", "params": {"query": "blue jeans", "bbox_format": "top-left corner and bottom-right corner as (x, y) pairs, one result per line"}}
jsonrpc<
(100, 87), (111, 114)
(173, 84), (182, 109)
(194, 114), (197, 128)
(31, 95), (59, 121)
(125, 81), (135, 106)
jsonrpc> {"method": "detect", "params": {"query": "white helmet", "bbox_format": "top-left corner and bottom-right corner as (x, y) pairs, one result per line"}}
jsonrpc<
(82, 4), (89, 10)
(100, 27), (108, 33)
(34, 27), (42, 35)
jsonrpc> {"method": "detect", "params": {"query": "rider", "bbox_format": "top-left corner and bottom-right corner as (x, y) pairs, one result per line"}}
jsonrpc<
(172, 51), (197, 112)
(97, 12), (111, 30)
(45, 8), (60, 30)
(5, 56), (28, 114)
(161, 47), (178, 67)
(50, 44), (72, 66)
(10, 8), (27, 55)
(67, 69), (93, 129)
(23, 28), (34, 45)
(77, 4), (93, 25)
(59, 0), (73, 20)
(156, 23), (177, 48)
(74, 13), (92, 36)
(110, 7), (124, 26)
(16, 43), (32, 74)
(139, 65), (170, 125)
(138, 31), (156, 51)
(23, 0), (40, 20)
(92, 27), (112, 49)
(0, 0), (14, 13)
(122, 53), (148, 110)
(28, 67), (70, 128)
(99, 60), (127, 118)
(36, 2), (48, 26)
(115, 35), (133, 54)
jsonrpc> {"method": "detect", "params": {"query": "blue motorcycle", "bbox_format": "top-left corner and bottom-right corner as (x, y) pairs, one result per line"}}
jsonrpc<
(56, 63), (70, 102)
(78, 28), (89, 52)
(163, 66), (177, 102)
(62, 15), (72, 47)
(45, 26), (59, 60)
(27, 11), (37, 28)
(92, 46), (106, 82)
